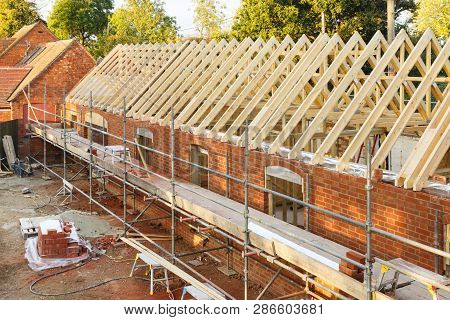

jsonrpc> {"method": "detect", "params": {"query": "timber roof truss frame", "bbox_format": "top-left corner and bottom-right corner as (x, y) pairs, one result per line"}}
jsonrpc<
(67, 29), (450, 191)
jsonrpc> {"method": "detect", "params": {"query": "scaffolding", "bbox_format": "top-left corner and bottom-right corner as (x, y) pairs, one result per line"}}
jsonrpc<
(24, 84), (450, 300)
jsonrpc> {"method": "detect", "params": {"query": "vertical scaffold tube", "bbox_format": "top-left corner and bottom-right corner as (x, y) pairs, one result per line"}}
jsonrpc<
(123, 98), (128, 234)
(365, 137), (373, 300)
(170, 105), (176, 263)
(244, 119), (249, 300)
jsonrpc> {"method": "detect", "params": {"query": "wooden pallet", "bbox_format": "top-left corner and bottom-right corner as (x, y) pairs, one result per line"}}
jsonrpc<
(19, 216), (62, 240)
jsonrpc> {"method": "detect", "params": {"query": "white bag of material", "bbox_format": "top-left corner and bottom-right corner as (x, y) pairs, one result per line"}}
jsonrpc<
(24, 237), (89, 272)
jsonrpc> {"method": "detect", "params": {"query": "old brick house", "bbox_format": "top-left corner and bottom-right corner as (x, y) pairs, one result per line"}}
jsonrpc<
(0, 20), (57, 67)
(0, 21), (95, 138)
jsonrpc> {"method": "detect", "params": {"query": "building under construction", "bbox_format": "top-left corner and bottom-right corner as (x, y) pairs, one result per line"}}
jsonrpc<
(21, 29), (449, 300)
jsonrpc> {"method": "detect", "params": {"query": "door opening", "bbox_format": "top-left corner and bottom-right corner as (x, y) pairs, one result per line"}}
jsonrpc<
(266, 166), (304, 227)
(190, 145), (209, 189)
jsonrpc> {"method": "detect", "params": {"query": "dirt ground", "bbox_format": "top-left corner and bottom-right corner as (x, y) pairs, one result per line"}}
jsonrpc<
(0, 168), (269, 300)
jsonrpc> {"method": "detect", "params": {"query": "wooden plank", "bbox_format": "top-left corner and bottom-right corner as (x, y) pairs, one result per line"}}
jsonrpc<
(193, 37), (280, 134)
(125, 42), (190, 116)
(134, 41), (206, 117)
(120, 237), (226, 300)
(371, 40), (450, 171)
(288, 31), (385, 160)
(412, 126), (450, 191)
(130, 41), (197, 117)
(337, 30), (435, 171)
(308, 30), (409, 164)
(158, 39), (240, 126)
(101, 43), (165, 110)
(2, 135), (16, 168)
(245, 34), (331, 145)
(221, 35), (312, 142)
(143, 40), (216, 119)
(174, 38), (254, 128)
(209, 36), (295, 137)
(187, 38), (267, 130)
(267, 33), (361, 154)
(396, 97), (449, 188)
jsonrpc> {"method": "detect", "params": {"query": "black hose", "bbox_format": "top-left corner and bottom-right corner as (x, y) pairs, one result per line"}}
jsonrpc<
(29, 258), (149, 297)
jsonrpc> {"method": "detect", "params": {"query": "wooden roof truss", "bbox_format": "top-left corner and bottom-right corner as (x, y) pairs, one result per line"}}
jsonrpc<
(68, 29), (449, 191)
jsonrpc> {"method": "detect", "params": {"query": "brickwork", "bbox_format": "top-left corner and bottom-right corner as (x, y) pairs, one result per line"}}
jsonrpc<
(37, 221), (86, 258)
(13, 41), (95, 147)
(73, 104), (450, 273)
(0, 21), (57, 66)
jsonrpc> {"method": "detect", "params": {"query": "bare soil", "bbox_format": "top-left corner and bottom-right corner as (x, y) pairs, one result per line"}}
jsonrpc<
(0, 168), (268, 300)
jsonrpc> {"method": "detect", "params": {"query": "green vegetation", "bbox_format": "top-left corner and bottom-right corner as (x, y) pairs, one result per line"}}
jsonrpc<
(231, 0), (416, 42)
(415, 0), (449, 38)
(94, 0), (177, 57)
(193, 0), (226, 39)
(4, 0), (447, 59)
(0, 0), (40, 38)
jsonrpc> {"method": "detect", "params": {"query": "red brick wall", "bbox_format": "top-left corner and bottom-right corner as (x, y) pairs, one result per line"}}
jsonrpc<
(13, 41), (95, 142)
(74, 105), (450, 272)
(0, 110), (11, 121)
(0, 22), (57, 66)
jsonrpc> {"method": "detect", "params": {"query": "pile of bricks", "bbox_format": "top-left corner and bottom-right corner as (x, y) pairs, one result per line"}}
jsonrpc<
(339, 251), (366, 282)
(94, 235), (116, 250)
(37, 221), (86, 259)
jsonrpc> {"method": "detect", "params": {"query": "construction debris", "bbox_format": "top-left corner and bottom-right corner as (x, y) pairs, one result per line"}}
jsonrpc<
(21, 187), (31, 194)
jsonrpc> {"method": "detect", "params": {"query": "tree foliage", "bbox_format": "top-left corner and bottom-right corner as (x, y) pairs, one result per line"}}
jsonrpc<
(0, 0), (40, 38)
(48, 0), (113, 45)
(193, 0), (226, 39)
(314, 0), (416, 41)
(415, 0), (449, 38)
(230, 0), (316, 41)
(93, 0), (177, 57)
(231, 0), (416, 42)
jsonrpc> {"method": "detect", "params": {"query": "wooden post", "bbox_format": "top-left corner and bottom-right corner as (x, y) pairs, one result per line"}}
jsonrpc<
(387, 0), (395, 44)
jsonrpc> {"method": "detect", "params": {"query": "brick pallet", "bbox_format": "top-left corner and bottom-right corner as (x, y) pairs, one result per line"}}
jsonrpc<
(37, 221), (86, 259)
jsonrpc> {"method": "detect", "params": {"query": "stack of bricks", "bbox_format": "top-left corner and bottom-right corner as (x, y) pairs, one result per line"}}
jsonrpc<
(94, 235), (116, 250)
(339, 251), (366, 282)
(37, 221), (86, 259)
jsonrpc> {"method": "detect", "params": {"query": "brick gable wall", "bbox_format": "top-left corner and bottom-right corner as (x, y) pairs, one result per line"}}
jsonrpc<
(0, 23), (57, 67)
(14, 42), (95, 154)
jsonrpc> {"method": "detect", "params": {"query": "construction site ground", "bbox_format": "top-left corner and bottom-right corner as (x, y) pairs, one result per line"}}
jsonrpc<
(0, 168), (269, 300)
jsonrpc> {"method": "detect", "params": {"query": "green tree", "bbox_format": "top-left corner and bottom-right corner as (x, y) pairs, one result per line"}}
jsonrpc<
(231, 0), (416, 42)
(0, 0), (40, 38)
(230, 0), (316, 41)
(415, 0), (449, 38)
(94, 0), (178, 57)
(193, 0), (226, 39)
(48, 0), (113, 46)
(314, 0), (416, 41)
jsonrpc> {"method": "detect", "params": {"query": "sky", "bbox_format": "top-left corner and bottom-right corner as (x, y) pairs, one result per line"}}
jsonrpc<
(34, 0), (241, 36)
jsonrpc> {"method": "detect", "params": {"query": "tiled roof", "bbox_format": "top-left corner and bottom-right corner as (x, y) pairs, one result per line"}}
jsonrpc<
(0, 67), (31, 107)
(0, 39), (14, 53)
(8, 39), (75, 101)
(0, 20), (48, 58)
